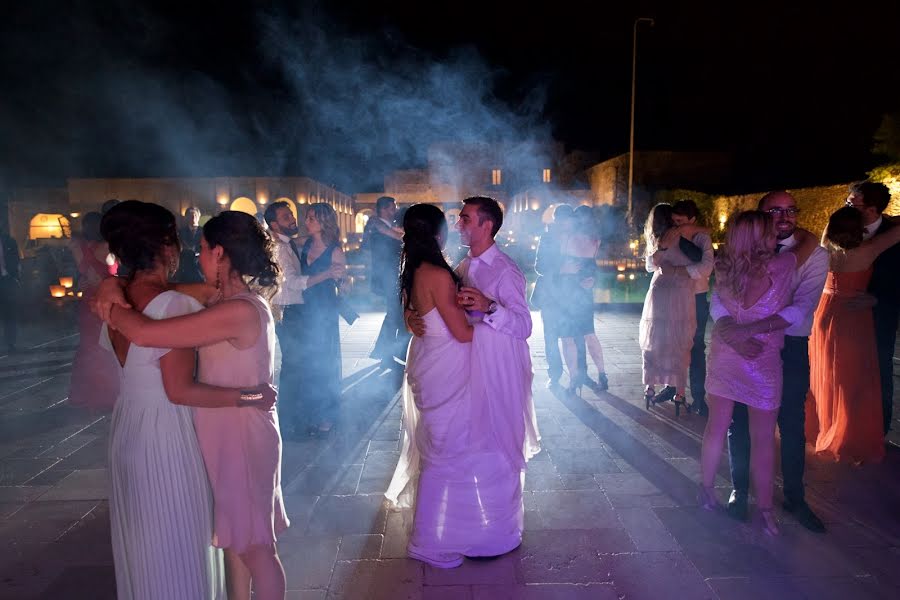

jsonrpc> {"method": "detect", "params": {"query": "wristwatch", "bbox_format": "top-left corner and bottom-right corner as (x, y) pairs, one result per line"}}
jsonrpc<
(486, 300), (498, 314)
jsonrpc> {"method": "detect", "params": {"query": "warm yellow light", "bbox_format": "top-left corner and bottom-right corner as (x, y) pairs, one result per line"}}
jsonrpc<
(616, 274), (626, 281)
(297, 195), (306, 205)
(617, 264), (626, 272)
(59, 277), (74, 289)
(718, 213), (727, 230)
(629, 273), (635, 280)
(49, 285), (66, 298)
(217, 195), (229, 206)
(76, 291), (83, 298)
(530, 201), (540, 211)
(629, 240), (638, 250)
(712, 242), (720, 251)
(258, 196), (268, 205)
(69, 212), (81, 218)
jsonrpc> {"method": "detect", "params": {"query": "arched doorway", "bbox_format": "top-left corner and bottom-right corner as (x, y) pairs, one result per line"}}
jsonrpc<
(355, 209), (372, 234)
(29, 213), (71, 239)
(230, 197), (258, 216)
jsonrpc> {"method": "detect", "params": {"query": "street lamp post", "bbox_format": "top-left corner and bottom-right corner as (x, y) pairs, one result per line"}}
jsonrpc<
(627, 16), (655, 229)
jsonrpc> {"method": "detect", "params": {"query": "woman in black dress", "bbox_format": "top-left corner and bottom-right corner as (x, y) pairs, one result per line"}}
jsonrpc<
(299, 203), (346, 435)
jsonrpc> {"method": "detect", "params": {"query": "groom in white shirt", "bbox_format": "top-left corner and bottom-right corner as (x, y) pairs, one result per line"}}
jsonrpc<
(408, 196), (541, 556)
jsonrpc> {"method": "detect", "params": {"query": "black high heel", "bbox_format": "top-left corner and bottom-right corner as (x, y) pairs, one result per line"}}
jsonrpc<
(673, 393), (688, 417)
(567, 376), (583, 397)
(597, 372), (609, 391)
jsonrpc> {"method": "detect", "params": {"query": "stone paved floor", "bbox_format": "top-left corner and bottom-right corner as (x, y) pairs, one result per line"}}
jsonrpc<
(1, 308), (899, 599)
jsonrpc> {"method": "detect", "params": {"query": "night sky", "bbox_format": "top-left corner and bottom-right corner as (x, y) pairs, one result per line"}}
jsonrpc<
(2, 0), (898, 193)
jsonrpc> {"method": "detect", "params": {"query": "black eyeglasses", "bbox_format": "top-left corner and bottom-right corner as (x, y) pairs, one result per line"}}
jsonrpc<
(766, 207), (800, 217)
(845, 198), (865, 208)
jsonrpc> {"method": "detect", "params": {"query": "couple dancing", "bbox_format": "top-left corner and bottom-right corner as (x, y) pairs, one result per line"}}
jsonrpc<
(384, 197), (541, 569)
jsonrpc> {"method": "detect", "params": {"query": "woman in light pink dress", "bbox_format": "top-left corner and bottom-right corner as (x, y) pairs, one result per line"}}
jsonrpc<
(101, 211), (288, 600)
(700, 210), (799, 536)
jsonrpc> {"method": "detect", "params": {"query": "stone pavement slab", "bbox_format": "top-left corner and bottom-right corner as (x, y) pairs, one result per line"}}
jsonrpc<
(1, 309), (899, 599)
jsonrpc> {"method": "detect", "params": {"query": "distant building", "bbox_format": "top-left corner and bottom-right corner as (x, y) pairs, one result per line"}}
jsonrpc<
(7, 176), (355, 256)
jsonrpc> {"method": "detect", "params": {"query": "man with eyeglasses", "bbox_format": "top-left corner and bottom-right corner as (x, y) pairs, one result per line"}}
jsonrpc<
(714, 190), (829, 532)
(846, 181), (900, 436)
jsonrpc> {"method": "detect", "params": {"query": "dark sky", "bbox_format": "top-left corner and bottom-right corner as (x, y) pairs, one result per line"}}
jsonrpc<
(2, 0), (898, 193)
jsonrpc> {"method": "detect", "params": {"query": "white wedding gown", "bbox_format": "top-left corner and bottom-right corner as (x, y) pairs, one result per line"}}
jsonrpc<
(385, 308), (524, 568)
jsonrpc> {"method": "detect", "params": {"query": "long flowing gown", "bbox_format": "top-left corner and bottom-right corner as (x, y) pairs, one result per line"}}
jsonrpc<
(385, 309), (525, 568)
(706, 252), (796, 409)
(103, 291), (224, 600)
(68, 240), (119, 410)
(639, 242), (697, 388)
(194, 291), (290, 551)
(807, 269), (885, 464)
(298, 239), (342, 427)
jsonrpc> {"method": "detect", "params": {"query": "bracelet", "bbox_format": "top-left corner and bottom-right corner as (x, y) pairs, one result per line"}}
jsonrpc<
(239, 390), (264, 406)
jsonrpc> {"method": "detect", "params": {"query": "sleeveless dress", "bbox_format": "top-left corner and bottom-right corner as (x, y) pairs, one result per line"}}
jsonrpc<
(385, 308), (524, 568)
(639, 242), (697, 388)
(102, 291), (224, 600)
(68, 240), (120, 410)
(193, 291), (290, 552)
(559, 256), (597, 337)
(706, 252), (796, 410)
(298, 239), (342, 427)
(807, 269), (885, 464)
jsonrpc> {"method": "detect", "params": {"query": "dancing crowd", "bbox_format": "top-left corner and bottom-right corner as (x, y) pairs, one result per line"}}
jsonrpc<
(66, 180), (897, 597)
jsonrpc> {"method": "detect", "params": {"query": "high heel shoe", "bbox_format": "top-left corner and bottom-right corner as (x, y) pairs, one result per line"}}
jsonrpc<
(644, 387), (655, 409)
(596, 372), (609, 392)
(697, 484), (721, 511)
(567, 375), (583, 397)
(672, 393), (688, 417)
(760, 508), (779, 536)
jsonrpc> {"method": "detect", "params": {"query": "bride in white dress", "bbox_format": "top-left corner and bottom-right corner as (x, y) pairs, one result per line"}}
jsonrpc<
(385, 204), (523, 568)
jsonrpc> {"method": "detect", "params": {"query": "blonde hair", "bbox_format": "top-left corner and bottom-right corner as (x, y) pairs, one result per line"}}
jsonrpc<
(643, 203), (674, 256)
(715, 210), (776, 300)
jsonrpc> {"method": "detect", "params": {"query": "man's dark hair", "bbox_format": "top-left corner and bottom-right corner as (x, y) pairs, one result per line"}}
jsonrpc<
(376, 196), (396, 215)
(553, 204), (574, 222)
(672, 199), (702, 223)
(264, 201), (291, 228)
(850, 181), (891, 214)
(462, 196), (503, 237)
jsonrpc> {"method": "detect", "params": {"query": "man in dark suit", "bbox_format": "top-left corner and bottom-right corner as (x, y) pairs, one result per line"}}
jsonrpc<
(0, 223), (21, 353)
(847, 181), (900, 435)
(365, 196), (409, 370)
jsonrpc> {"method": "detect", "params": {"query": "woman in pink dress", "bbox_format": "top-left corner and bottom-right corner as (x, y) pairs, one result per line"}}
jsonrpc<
(68, 211), (120, 410)
(700, 210), (801, 536)
(100, 211), (288, 600)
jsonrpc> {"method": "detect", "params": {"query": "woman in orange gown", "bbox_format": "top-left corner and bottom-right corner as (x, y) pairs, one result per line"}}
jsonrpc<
(808, 207), (900, 464)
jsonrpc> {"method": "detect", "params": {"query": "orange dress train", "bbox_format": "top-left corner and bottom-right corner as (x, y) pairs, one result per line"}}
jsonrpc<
(807, 269), (885, 464)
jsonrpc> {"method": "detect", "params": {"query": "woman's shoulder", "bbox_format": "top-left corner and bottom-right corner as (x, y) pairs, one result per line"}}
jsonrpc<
(147, 289), (205, 318)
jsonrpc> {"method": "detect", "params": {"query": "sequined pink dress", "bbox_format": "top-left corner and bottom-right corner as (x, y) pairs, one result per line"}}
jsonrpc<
(706, 252), (796, 410)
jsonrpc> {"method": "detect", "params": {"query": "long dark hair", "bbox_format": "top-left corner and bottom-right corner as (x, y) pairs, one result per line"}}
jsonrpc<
(399, 204), (460, 309)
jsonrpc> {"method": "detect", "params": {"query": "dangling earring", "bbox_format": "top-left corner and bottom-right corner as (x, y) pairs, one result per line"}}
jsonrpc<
(215, 267), (221, 290)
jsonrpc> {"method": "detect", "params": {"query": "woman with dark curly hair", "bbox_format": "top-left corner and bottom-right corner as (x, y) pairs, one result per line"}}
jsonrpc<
(97, 208), (287, 600)
(807, 206), (900, 465)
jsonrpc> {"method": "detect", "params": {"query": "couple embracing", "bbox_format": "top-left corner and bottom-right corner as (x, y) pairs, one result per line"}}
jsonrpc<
(385, 196), (541, 569)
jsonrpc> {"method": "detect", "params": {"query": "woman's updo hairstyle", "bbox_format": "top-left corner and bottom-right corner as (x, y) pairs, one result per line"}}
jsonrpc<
(100, 200), (179, 276)
(202, 211), (281, 298)
(823, 206), (864, 251)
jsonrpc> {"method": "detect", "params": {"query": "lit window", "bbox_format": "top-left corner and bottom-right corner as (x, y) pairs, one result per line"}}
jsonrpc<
(543, 169), (551, 183)
(491, 169), (502, 186)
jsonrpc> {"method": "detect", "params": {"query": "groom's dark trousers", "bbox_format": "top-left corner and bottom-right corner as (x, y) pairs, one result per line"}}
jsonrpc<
(728, 335), (809, 505)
